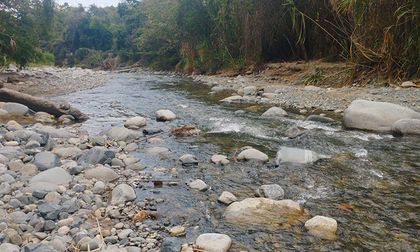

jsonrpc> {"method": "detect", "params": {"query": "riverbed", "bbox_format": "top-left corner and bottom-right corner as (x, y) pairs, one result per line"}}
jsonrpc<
(58, 72), (419, 251)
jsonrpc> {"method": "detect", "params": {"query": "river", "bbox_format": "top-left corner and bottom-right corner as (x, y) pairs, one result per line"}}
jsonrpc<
(58, 72), (419, 251)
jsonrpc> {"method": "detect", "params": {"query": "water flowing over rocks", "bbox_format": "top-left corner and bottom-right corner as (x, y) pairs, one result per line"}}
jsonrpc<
(344, 99), (420, 132)
(224, 198), (304, 226)
(304, 215), (337, 240)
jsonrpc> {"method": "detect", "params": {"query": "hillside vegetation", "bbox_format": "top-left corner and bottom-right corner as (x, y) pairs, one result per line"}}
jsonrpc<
(0, 0), (418, 81)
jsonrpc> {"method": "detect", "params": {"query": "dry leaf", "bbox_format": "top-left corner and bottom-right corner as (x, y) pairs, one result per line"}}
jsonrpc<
(337, 203), (353, 210)
(132, 210), (149, 223)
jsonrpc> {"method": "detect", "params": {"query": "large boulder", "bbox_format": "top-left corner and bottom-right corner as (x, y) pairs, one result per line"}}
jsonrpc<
(195, 233), (232, 252)
(124, 116), (147, 129)
(237, 148), (268, 162)
(156, 109), (176, 121)
(84, 165), (119, 182)
(28, 167), (72, 192)
(276, 147), (321, 165)
(110, 184), (136, 205)
(52, 146), (82, 160)
(261, 107), (288, 118)
(343, 100), (420, 132)
(33, 152), (61, 171)
(304, 215), (337, 240)
(78, 147), (115, 165)
(224, 198), (303, 226)
(105, 127), (141, 142)
(391, 119), (420, 136)
(3, 102), (29, 116)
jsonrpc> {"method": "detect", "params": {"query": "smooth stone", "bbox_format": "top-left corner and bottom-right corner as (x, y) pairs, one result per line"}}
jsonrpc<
(0, 182), (11, 196)
(0, 109), (8, 116)
(6, 120), (23, 131)
(78, 147), (115, 165)
(84, 165), (119, 182)
(0, 146), (24, 160)
(34, 125), (75, 138)
(105, 127), (141, 142)
(391, 119), (420, 136)
(243, 86), (257, 96)
(237, 148), (268, 162)
(224, 198), (303, 226)
(124, 116), (147, 129)
(34, 152), (61, 171)
(38, 201), (61, 220)
(92, 181), (106, 194)
(220, 95), (243, 103)
(304, 215), (337, 240)
(179, 154), (198, 166)
(9, 211), (27, 224)
(343, 99), (420, 132)
(28, 167), (72, 192)
(125, 143), (138, 152)
(261, 107), (288, 118)
(195, 233), (232, 252)
(156, 109), (176, 121)
(118, 228), (133, 239)
(0, 243), (19, 252)
(211, 155), (229, 165)
(276, 147), (321, 165)
(110, 184), (136, 205)
(3, 228), (22, 245)
(256, 184), (285, 200)
(189, 179), (208, 191)
(4, 102), (29, 115)
(218, 191), (237, 205)
(26, 140), (41, 149)
(52, 147), (82, 160)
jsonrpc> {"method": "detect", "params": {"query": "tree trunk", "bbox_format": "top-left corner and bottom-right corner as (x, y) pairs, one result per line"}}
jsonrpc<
(0, 88), (88, 121)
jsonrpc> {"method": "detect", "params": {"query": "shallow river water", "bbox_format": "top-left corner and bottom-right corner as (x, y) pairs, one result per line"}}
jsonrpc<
(59, 73), (419, 251)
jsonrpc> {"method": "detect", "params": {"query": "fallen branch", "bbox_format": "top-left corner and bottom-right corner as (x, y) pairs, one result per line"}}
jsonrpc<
(0, 88), (88, 121)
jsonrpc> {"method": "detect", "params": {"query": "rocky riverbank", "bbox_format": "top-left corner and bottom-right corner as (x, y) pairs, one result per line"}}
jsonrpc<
(0, 66), (110, 97)
(192, 74), (420, 113)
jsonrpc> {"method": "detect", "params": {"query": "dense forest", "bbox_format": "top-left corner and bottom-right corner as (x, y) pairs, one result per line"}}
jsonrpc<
(0, 0), (418, 79)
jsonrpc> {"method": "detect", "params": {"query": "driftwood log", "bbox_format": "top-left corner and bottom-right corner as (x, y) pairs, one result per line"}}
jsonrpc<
(0, 88), (88, 121)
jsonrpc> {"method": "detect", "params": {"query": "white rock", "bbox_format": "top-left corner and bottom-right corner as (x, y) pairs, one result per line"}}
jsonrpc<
(189, 179), (208, 191)
(4, 102), (29, 116)
(196, 233), (232, 252)
(169, 226), (185, 237)
(156, 109), (176, 121)
(237, 148), (268, 162)
(124, 116), (147, 129)
(256, 184), (284, 200)
(304, 215), (337, 240)
(243, 86), (257, 96)
(218, 191), (237, 205)
(211, 154), (229, 165)
(391, 119), (420, 136)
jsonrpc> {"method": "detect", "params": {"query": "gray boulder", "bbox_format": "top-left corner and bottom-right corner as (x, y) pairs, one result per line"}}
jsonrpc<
(156, 109), (176, 121)
(78, 147), (115, 165)
(179, 154), (198, 166)
(84, 165), (119, 182)
(124, 116), (147, 129)
(4, 102), (29, 116)
(105, 127), (141, 142)
(28, 167), (72, 192)
(391, 119), (420, 136)
(344, 99), (420, 132)
(52, 146), (82, 159)
(111, 184), (136, 205)
(261, 107), (288, 118)
(34, 152), (61, 171)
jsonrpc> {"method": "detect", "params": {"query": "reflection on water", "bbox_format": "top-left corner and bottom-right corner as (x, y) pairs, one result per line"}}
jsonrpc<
(58, 72), (420, 251)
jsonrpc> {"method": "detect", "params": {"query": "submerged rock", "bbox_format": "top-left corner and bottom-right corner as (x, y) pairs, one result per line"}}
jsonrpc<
(261, 106), (288, 118)
(304, 215), (337, 240)
(195, 233), (232, 252)
(237, 148), (268, 162)
(276, 147), (321, 165)
(391, 119), (420, 136)
(343, 99), (420, 132)
(224, 198), (303, 226)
